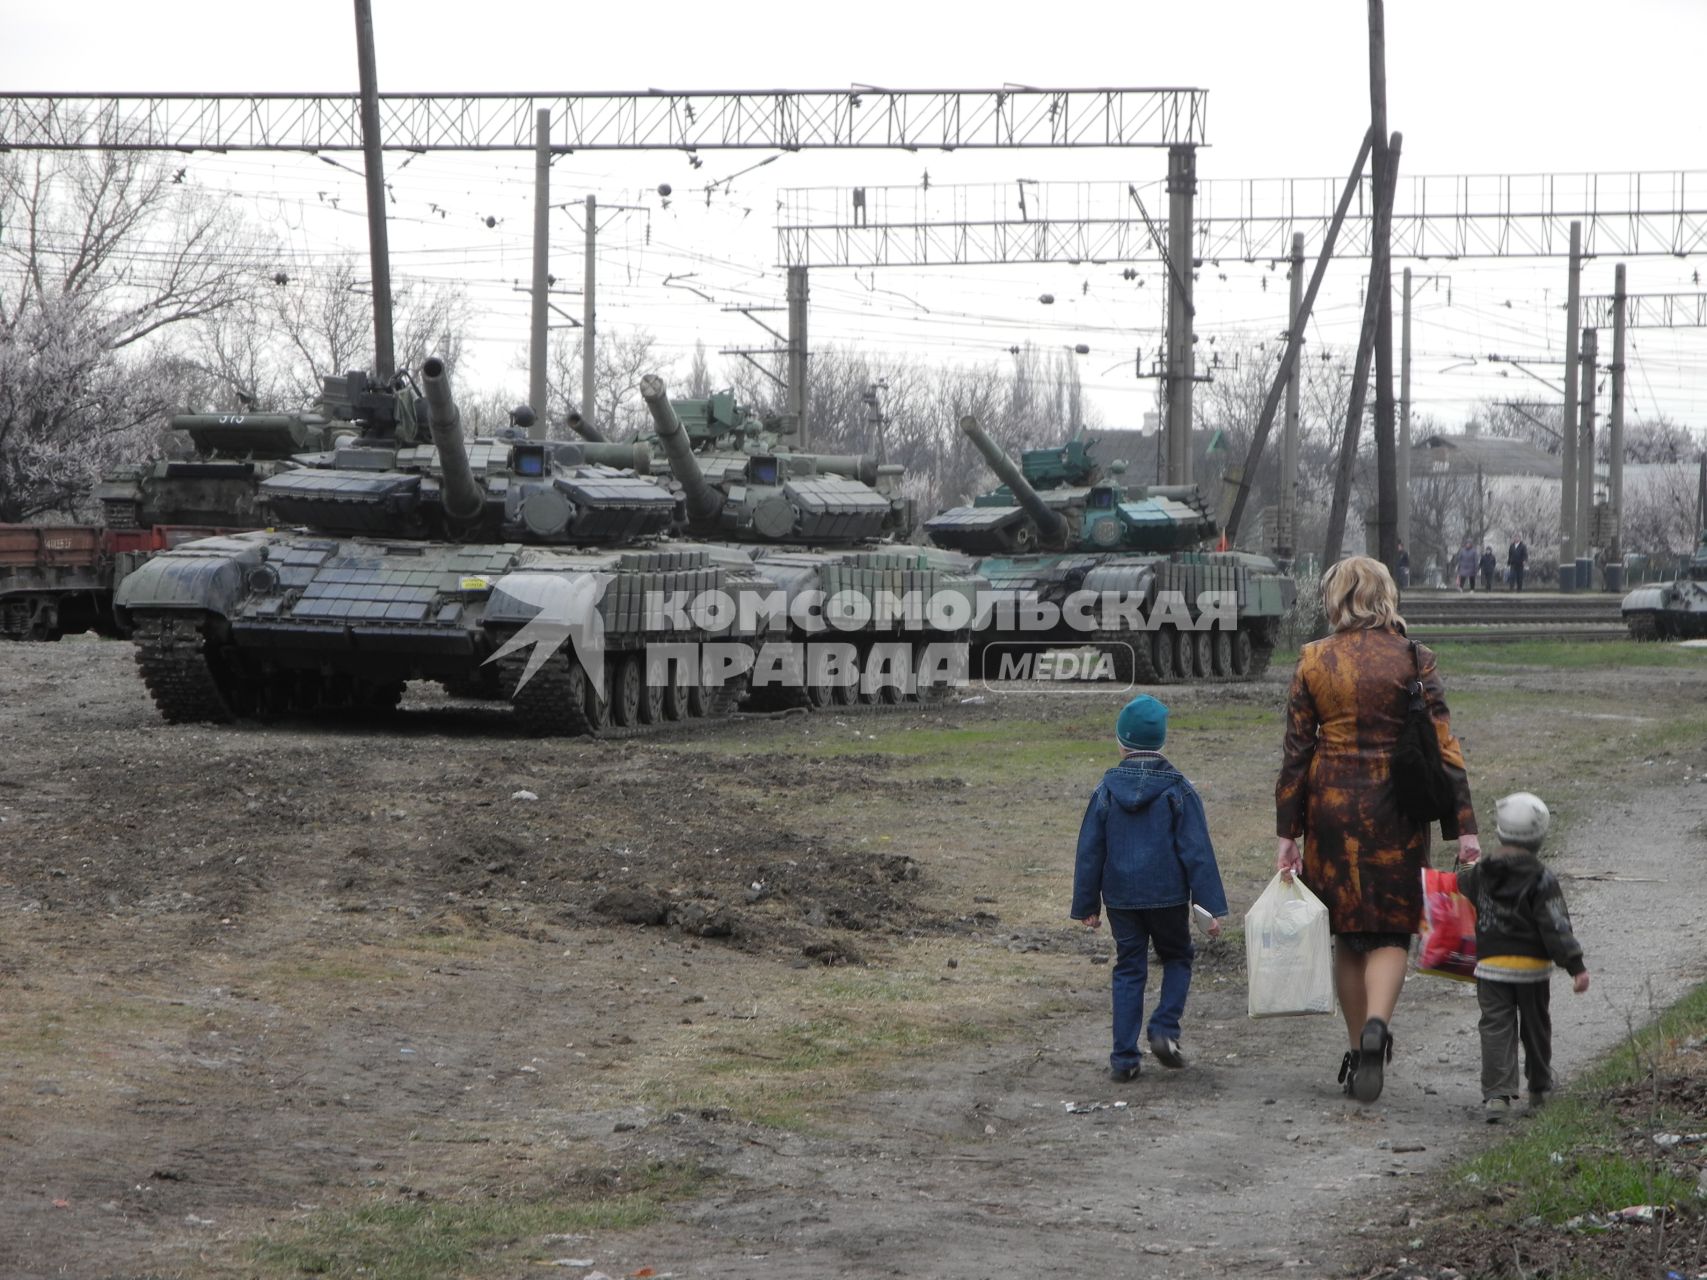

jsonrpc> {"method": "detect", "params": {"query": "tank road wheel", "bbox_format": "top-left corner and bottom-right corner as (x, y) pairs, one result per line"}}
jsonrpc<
(806, 681), (835, 710)
(831, 680), (857, 707)
(1230, 627), (1255, 677)
(1150, 628), (1176, 683)
(1193, 630), (1215, 681)
(1627, 612), (1659, 642)
(661, 676), (690, 721)
(583, 660), (615, 732)
(913, 641), (952, 705)
(1211, 628), (1235, 677)
(636, 659), (668, 724)
(610, 653), (645, 727)
(1168, 626), (1194, 681)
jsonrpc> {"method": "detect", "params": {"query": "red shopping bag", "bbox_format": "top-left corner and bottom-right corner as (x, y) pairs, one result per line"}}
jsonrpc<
(1417, 867), (1477, 981)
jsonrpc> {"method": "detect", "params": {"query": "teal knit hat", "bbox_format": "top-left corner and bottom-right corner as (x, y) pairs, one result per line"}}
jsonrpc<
(1116, 694), (1168, 750)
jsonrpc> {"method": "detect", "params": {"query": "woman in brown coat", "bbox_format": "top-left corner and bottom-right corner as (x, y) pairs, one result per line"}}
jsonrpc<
(1275, 556), (1480, 1103)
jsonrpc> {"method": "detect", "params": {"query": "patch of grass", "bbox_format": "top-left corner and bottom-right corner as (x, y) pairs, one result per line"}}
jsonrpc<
(1459, 1096), (1694, 1222)
(0, 994), (202, 1057)
(1454, 981), (1707, 1226)
(251, 1161), (707, 1280)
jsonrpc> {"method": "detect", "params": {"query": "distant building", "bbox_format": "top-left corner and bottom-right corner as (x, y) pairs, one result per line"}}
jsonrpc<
(1411, 434), (1563, 479)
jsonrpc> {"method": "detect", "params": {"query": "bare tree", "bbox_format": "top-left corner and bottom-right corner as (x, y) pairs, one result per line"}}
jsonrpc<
(547, 326), (667, 438)
(190, 261), (472, 411)
(0, 153), (261, 521)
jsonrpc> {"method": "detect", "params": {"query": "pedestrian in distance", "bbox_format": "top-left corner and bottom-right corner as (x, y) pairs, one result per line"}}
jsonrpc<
(1276, 556), (1480, 1103)
(1396, 541), (1411, 589)
(1507, 535), (1528, 591)
(1072, 694), (1229, 1082)
(1479, 545), (1497, 592)
(1436, 792), (1589, 1122)
(1456, 540), (1478, 591)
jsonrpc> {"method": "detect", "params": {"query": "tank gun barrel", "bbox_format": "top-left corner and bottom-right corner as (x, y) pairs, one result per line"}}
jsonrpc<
(959, 415), (1069, 545)
(640, 374), (723, 524)
(566, 407), (607, 443)
(420, 357), (484, 521)
(803, 453), (879, 484)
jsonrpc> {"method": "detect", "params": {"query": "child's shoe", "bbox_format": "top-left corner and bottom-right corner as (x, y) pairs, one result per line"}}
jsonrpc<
(1483, 1096), (1512, 1123)
(1149, 1035), (1185, 1069)
(1526, 1090), (1549, 1113)
(1109, 1063), (1141, 1083)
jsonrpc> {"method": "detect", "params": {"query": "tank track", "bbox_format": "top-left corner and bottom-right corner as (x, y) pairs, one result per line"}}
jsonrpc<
(498, 640), (959, 739)
(498, 647), (743, 740)
(1626, 611), (1659, 641)
(1092, 624), (1276, 686)
(132, 612), (236, 724)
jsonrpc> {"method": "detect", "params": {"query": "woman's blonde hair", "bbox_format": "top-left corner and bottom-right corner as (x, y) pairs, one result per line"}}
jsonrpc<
(1321, 555), (1405, 632)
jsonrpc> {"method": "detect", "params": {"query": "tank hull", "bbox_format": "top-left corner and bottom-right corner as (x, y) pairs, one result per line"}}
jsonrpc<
(1622, 579), (1707, 639)
(734, 543), (984, 708)
(115, 531), (777, 734)
(965, 548), (1293, 685)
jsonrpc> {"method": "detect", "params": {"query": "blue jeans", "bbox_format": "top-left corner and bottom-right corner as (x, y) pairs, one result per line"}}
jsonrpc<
(1107, 904), (1195, 1071)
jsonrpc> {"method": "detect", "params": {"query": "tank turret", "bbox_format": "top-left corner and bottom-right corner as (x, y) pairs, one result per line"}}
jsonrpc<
(92, 411), (337, 530)
(926, 418), (1217, 556)
(257, 360), (675, 544)
(958, 416), (1070, 546)
(641, 375), (897, 543)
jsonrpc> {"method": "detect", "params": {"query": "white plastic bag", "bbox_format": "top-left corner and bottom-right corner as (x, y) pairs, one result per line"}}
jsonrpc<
(1245, 872), (1335, 1018)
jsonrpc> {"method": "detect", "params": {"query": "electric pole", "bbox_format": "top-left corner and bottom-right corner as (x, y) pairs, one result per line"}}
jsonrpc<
(1368, 0), (1399, 573)
(1576, 326), (1597, 577)
(1560, 220), (1582, 583)
(1323, 134), (1399, 567)
(1399, 265), (1412, 548)
(1222, 129), (1372, 545)
(351, 0), (395, 379)
(787, 266), (810, 445)
(1608, 263), (1627, 579)
(582, 193), (597, 429)
(528, 108), (550, 437)
(1278, 231), (1305, 561)
(1164, 145), (1197, 486)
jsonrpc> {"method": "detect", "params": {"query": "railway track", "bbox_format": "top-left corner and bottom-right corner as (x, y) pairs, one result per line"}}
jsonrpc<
(1402, 625), (1629, 644)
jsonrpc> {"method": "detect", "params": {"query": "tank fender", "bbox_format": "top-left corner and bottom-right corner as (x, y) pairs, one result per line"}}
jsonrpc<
(113, 536), (267, 618)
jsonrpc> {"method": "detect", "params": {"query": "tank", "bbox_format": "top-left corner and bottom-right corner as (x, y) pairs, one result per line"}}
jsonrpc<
(115, 360), (771, 735)
(1, 410), (335, 641)
(1624, 457), (1707, 640)
(641, 375), (982, 707)
(924, 416), (1295, 684)
(1623, 534), (1707, 639)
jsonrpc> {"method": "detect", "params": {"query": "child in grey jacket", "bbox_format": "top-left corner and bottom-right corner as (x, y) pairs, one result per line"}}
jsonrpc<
(1442, 792), (1590, 1121)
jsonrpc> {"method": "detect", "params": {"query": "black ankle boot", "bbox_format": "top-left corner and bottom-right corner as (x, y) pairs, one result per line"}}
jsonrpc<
(1352, 1018), (1392, 1103)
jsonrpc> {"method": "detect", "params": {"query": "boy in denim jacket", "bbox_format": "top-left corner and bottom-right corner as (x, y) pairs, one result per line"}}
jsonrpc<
(1072, 694), (1229, 1081)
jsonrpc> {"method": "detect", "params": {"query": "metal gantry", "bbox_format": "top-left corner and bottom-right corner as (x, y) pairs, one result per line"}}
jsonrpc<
(0, 88), (1208, 152)
(776, 172), (1707, 266)
(1585, 291), (1707, 329)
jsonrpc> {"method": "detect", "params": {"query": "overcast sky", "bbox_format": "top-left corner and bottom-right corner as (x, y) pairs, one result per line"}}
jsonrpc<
(4, 0), (1704, 430)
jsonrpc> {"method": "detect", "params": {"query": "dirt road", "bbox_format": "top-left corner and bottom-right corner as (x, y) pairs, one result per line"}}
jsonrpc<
(1, 637), (1703, 1278)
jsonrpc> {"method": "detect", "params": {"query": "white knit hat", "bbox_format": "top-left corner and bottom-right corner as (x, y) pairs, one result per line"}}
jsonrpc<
(1495, 792), (1551, 845)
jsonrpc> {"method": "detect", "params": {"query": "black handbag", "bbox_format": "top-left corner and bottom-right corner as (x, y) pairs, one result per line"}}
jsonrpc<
(1393, 641), (1458, 829)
